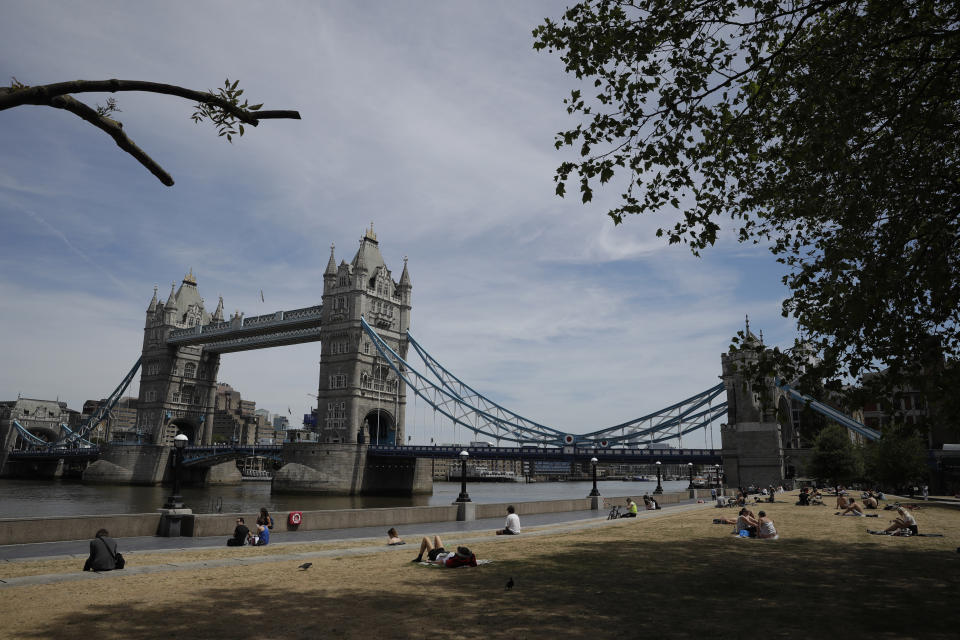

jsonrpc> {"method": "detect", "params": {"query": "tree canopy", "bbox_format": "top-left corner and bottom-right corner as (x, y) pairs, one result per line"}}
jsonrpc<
(534, 1), (960, 415)
(863, 425), (929, 490)
(808, 423), (862, 489)
(0, 78), (301, 186)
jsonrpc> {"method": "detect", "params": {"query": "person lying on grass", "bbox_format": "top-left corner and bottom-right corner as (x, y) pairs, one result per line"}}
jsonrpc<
(412, 535), (478, 567)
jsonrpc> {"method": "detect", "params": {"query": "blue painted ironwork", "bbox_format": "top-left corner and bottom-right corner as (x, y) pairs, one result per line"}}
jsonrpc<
(15, 357), (142, 450)
(58, 423), (96, 448)
(7, 447), (100, 461)
(180, 444), (283, 466)
(367, 443), (722, 464)
(364, 317), (728, 447)
(776, 380), (881, 441)
(11, 420), (53, 448)
(166, 305), (323, 353)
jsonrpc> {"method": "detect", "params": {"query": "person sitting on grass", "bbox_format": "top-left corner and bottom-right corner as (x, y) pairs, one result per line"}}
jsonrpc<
(496, 505), (522, 534)
(248, 521), (270, 546)
(227, 518), (249, 546)
(734, 508), (758, 537)
(412, 535), (478, 567)
(83, 528), (120, 571)
(836, 494), (850, 510)
(620, 498), (638, 518)
(863, 494), (879, 509)
(387, 527), (405, 545)
(757, 511), (778, 539)
(838, 498), (865, 516)
(883, 506), (919, 536)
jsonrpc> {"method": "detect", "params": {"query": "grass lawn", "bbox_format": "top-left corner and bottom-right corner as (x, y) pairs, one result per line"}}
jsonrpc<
(1, 494), (958, 639)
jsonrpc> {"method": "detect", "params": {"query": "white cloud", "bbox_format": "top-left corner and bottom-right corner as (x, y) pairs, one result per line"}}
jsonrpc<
(0, 1), (797, 448)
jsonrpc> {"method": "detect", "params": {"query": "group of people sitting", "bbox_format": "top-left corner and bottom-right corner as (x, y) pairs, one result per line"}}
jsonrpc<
(226, 508), (274, 546)
(796, 487), (824, 506)
(835, 492), (884, 515)
(717, 508), (779, 539)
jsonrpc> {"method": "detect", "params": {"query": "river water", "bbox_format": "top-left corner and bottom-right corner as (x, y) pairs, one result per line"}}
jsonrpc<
(0, 478), (695, 517)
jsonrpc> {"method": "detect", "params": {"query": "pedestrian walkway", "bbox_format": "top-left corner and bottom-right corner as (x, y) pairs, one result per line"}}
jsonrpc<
(0, 501), (710, 588)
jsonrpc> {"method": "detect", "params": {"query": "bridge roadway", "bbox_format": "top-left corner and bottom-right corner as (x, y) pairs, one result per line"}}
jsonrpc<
(7, 443), (723, 465)
(367, 444), (723, 464)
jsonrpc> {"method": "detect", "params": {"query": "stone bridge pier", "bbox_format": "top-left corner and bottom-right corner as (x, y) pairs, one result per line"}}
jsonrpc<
(719, 324), (795, 489)
(272, 443), (432, 496)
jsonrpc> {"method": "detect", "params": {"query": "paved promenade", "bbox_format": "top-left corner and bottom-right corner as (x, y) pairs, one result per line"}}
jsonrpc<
(0, 500), (708, 588)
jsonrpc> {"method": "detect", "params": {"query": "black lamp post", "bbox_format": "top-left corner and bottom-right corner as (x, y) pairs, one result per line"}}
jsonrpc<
(589, 457), (600, 497)
(687, 462), (695, 490)
(163, 433), (189, 509)
(455, 450), (471, 502)
(654, 460), (663, 494)
(715, 463), (721, 490)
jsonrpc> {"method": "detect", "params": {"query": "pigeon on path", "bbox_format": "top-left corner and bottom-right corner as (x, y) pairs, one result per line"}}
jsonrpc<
(298, 562), (313, 571)
(505, 577), (514, 591)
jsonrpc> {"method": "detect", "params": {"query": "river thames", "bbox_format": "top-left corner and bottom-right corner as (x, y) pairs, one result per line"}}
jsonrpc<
(0, 478), (695, 517)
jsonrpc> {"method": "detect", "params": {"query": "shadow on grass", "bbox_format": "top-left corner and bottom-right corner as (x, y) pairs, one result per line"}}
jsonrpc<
(19, 536), (960, 640)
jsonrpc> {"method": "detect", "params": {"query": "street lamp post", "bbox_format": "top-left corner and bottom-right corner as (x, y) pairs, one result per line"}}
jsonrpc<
(687, 462), (695, 490)
(654, 461), (663, 494)
(163, 433), (189, 509)
(455, 450), (471, 502)
(715, 463), (721, 490)
(589, 457), (600, 497)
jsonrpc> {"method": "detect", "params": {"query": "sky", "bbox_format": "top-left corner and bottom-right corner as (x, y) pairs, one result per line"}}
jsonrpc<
(0, 1), (797, 448)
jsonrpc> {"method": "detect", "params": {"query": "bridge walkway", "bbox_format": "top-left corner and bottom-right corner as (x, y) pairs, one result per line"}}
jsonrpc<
(0, 500), (710, 587)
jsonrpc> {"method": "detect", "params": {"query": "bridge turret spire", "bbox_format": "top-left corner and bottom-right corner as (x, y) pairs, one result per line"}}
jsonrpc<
(399, 256), (411, 288)
(148, 285), (158, 312)
(324, 243), (337, 277)
(213, 295), (224, 322)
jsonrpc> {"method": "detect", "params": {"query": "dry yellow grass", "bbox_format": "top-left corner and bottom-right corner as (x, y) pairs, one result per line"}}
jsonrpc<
(1, 495), (958, 639)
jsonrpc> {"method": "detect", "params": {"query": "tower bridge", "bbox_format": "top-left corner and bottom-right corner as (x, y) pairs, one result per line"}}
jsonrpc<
(1, 226), (881, 493)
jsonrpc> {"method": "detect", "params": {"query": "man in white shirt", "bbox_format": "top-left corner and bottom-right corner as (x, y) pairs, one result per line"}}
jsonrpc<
(496, 505), (521, 535)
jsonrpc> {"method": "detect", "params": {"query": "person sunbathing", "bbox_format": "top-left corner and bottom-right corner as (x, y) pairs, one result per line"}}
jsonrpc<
(757, 511), (778, 539)
(734, 508), (758, 537)
(863, 495), (879, 509)
(838, 498), (865, 516)
(412, 535), (478, 567)
(836, 495), (850, 510)
(883, 506), (919, 536)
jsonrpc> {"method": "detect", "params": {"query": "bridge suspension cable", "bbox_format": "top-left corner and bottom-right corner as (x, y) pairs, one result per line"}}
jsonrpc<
(15, 357), (142, 450)
(362, 317), (727, 447)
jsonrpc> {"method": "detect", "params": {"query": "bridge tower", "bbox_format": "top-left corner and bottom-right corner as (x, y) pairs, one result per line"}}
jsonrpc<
(274, 226), (428, 495)
(719, 320), (793, 488)
(136, 271), (222, 446)
(316, 224), (411, 445)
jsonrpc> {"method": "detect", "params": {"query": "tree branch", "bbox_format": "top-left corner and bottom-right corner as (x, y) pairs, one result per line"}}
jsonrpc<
(50, 94), (175, 186)
(0, 79), (301, 126)
(0, 79), (301, 186)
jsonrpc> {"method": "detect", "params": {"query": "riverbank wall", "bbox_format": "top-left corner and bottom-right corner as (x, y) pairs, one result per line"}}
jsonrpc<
(0, 489), (725, 545)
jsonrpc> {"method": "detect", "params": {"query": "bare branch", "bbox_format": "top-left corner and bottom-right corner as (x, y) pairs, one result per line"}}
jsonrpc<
(49, 94), (174, 186)
(0, 79), (301, 186)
